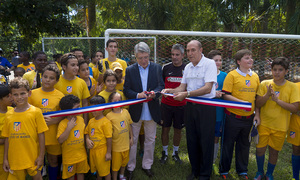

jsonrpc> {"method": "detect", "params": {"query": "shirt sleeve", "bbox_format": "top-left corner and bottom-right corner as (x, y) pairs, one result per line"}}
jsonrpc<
(36, 108), (49, 134)
(222, 72), (234, 93)
(103, 120), (112, 138)
(81, 80), (91, 100)
(57, 121), (66, 139)
(257, 81), (267, 97)
(290, 83), (300, 104)
(204, 61), (217, 83)
(1, 116), (9, 138)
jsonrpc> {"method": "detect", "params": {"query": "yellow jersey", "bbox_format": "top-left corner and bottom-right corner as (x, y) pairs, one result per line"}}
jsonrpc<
(17, 63), (35, 72)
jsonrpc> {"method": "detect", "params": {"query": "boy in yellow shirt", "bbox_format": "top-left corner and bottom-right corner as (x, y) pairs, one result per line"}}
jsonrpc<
(17, 51), (35, 72)
(28, 64), (64, 180)
(85, 95), (112, 180)
(2, 78), (48, 180)
(255, 57), (300, 180)
(220, 49), (260, 179)
(0, 84), (12, 179)
(106, 92), (133, 180)
(57, 95), (90, 180)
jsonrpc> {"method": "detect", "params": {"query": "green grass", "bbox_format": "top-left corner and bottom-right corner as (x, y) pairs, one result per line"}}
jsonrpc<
(30, 125), (293, 180)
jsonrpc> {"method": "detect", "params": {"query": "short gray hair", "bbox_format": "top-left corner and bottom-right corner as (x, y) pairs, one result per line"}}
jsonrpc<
(172, 44), (184, 54)
(134, 42), (150, 55)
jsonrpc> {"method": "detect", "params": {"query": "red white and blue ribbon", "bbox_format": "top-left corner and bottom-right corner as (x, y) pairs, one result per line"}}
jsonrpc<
(162, 93), (252, 111)
(43, 98), (150, 118)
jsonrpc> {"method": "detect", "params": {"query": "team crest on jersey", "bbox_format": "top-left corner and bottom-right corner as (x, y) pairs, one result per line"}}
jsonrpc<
(68, 165), (73, 172)
(275, 91), (280, 97)
(14, 122), (21, 132)
(120, 121), (125, 128)
(290, 131), (296, 138)
(42, 99), (49, 107)
(74, 130), (80, 138)
(245, 80), (251, 87)
(67, 86), (72, 93)
(91, 128), (95, 136)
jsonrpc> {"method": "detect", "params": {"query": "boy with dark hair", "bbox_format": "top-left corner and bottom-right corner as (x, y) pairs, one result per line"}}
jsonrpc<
(17, 51), (35, 72)
(14, 67), (26, 78)
(57, 94), (90, 180)
(28, 64), (64, 180)
(255, 57), (300, 180)
(85, 95), (112, 180)
(0, 84), (12, 179)
(2, 78), (48, 179)
(219, 49), (260, 179)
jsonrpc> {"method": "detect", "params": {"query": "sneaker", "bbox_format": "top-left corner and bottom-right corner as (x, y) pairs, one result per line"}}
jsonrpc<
(238, 174), (249, 179)
(172, 151), (182, 164)
(220, 174), (228, 179)
(160, 151), (168, 164)
(254, 172), (264, 180)
(265, 174), (274, 180)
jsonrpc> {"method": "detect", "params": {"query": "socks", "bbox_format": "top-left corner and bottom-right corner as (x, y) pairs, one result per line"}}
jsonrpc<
(163, 145), (168, 155)
(213, 143), (219, 164)
(266, 161), (276, 176)
(173, 145), (179, 155)
(48, 165), (59, 180)
(292, 155), (300, 180)
(256, 154), (265, 174)
(120, 174), (124, 178)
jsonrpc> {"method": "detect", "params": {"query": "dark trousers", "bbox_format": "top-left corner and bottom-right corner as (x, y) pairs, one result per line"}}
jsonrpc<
(219, 113), (253, 174)
(185, 102), (216, 180)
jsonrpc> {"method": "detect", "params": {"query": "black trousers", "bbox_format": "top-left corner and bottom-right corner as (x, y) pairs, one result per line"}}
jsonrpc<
(219, 113), (253, 174)
(185, 102), (216, 180)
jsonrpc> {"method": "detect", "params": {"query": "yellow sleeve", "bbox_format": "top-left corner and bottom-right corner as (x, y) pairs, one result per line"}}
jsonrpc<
(103, 120), (112, 138)
(222, 72), (234, 93)
(125, 110), (133, 124)
(1, 116), (9, 138)
(81, 80), (91, 100)
(57, 120), (66, 139)
(257, 81), (267, 97)
(84, 122), (90, 135)
(36, 108), (49, 134)
(290, 83), (300, 103)
(120, 60), (127, 77)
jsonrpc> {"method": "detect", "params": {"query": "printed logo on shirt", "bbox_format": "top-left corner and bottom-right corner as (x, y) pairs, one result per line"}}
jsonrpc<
(120, 121), (125, 128)
(42, 99), (49, 107)
(68, 165), (73, 172)
(67, 86), (72, 93)
(290, 131), (296, 138)
(14, 122), (21, 132)
(275, 91), (280, 97)
(74, 130), (80, 138)
(245, 80), (251, 87)
(91, 128), (95, 136)
(167, 77), (182, 83)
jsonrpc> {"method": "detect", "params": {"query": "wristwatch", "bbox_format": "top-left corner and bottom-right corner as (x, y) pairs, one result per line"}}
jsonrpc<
(187, 91), (190, 97)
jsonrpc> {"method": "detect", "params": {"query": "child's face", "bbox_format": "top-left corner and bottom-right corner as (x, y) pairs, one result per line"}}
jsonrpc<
(0, 94), (12, 107)
(14, 71), (25, 78)
(68, 103), (80, 119)
(115, 70), (122, 81)
(213, 55), (222, 70)
(237, 54), (253, 70)
(105, 75), (117, 92)
(78, 63), (90, 79)
(92, 52), (103, 64)
(42, 70), (58, 90)
(19, 53), (27, 62)
(106, 42), (118, 57)
(11, 87), (30, 107)
(272, 65), (288, 82)
(111, 93), (122, 102)
(90, 104), (103, 117)
(64, 58), (79, 77)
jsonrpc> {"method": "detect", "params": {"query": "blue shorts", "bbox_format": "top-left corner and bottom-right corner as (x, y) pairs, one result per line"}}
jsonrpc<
(215, 121), (222, 137)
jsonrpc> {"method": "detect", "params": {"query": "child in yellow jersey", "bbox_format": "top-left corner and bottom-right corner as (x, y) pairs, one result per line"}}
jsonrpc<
(99, 69), (127, 115)
(255, 57), (300, 180)
(54, 53), (90, 125)
(28, 64), (65, 180)
(220, 49), (260, 179)
(107, 92), (133, 180)
(2, 78), (48, 180)
(84, 95), (112, 180)
(90, 51), (104, 81)
(14, 67), (25, 78)
(18, 51), (35, 72)
(287, 82), (300, 180)
(0, 84), (12, 179)
(57, 95), (90, 180)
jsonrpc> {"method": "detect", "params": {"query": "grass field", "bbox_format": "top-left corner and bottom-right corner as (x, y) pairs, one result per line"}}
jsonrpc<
(33, 125), (293, 180)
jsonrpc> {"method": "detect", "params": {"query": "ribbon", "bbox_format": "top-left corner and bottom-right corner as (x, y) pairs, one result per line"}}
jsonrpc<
(162, 93), (252, 111)
(43, 98), (150, 118)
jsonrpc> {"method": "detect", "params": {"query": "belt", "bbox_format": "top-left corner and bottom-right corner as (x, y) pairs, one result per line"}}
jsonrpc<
(225, 109), (253, 119)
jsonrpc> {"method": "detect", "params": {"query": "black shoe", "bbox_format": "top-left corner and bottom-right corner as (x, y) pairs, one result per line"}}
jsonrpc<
(142, 168), (154, 178)
(172, 151), (182, 164)
(159, 151), (168, 164)
(125, 169), (134, 180)
(186, 173), (197, 180)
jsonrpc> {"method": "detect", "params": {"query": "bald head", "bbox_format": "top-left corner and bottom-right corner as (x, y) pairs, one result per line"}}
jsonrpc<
(188, 40), (202, 49)
(186, 40), (203, 66)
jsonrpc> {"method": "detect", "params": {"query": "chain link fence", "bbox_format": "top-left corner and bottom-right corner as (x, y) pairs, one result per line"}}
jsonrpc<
(43, 30), (300, 81)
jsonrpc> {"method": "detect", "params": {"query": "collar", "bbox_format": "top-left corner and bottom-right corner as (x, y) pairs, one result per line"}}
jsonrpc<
(236, 68), (253, 77)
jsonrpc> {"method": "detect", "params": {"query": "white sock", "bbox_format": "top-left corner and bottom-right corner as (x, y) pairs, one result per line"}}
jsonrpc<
(173, 145), (179, 155)
(213, 143), (219, 164)
(163, 145), (168, 155)
(119, 174), (124, 178)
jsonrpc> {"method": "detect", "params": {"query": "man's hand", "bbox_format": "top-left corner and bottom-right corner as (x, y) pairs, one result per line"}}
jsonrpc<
(215, 90), (224, 98)
(146, 91), (155, 100)
(173, 92), (188, 102)
(137, 92), (147, 99)
(86, 138), (94, 149)
(35, 155), (44, 170)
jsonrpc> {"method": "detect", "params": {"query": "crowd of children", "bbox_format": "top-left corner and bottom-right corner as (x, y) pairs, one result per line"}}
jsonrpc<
(0, 40), (299, 180)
